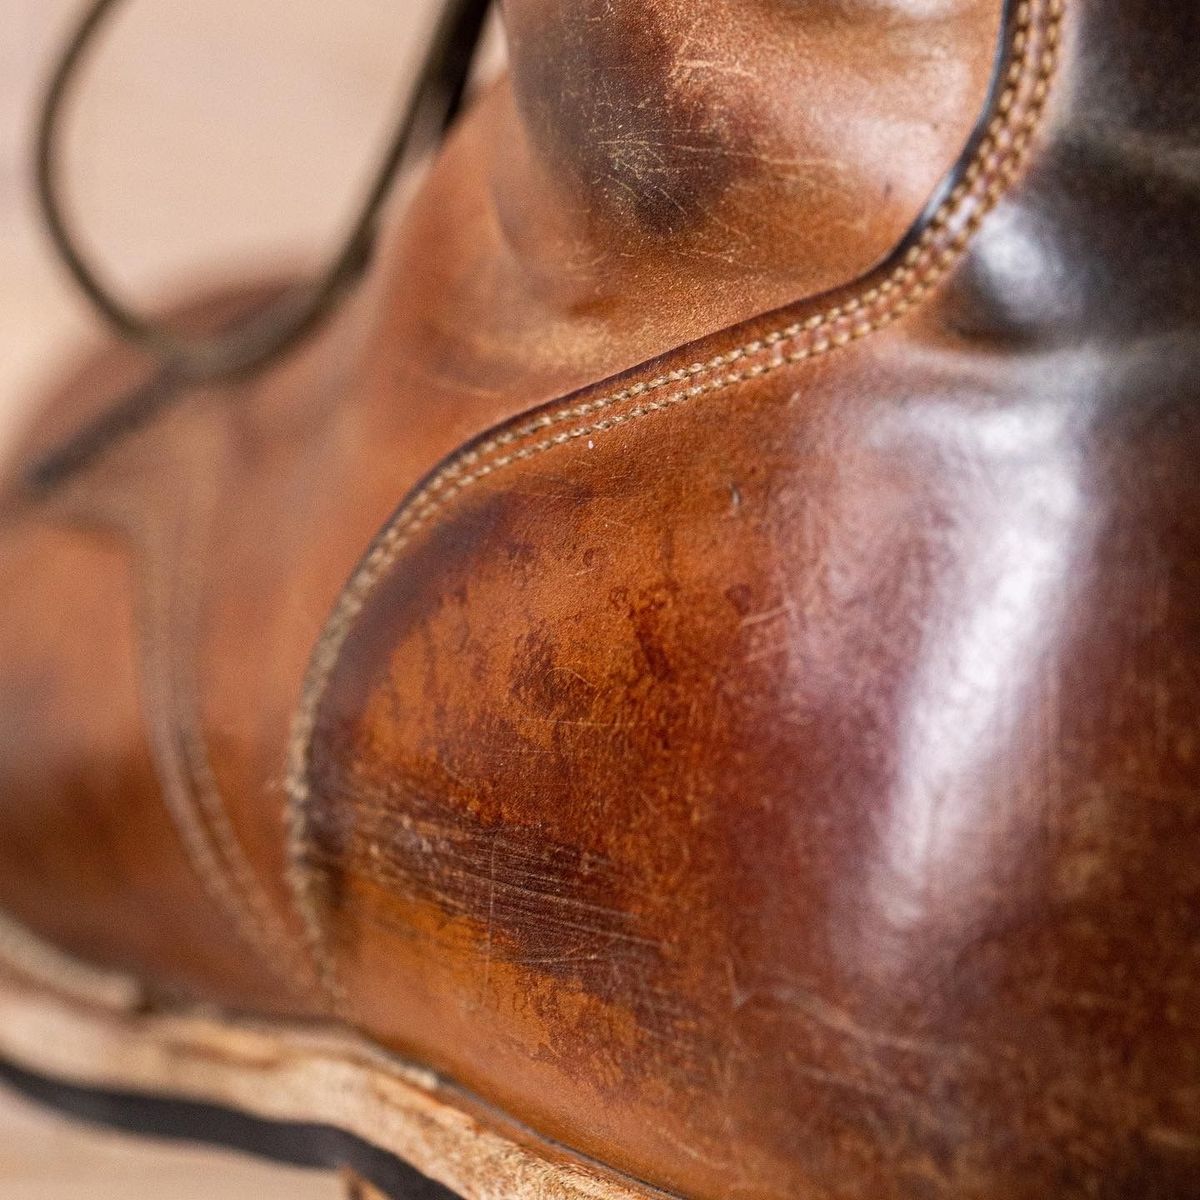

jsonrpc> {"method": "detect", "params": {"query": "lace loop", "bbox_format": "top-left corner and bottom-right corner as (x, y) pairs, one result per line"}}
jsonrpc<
(35, 0), (491, 383)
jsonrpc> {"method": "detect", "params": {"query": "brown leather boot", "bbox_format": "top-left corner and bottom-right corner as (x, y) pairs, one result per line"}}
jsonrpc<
(2, 1), (1198, 1197)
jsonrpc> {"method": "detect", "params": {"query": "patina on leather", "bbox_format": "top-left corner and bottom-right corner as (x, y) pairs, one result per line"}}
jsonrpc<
(1, 1), (1197, 1198)
(0, 0), (1001, 1004)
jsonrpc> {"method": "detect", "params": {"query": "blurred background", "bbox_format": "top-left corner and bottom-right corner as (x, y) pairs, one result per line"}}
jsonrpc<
(0, 0), (450, 1194)
(0, 0), (451, 434)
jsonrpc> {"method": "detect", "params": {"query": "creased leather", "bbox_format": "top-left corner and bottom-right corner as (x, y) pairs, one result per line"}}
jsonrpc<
(1, 1), (1197, 1197)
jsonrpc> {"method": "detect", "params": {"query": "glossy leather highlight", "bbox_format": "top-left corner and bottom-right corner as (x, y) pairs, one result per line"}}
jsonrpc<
(1, 1), (1197, 1197)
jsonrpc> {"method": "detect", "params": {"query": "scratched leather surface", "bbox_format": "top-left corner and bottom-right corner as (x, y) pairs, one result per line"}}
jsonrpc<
(1, 0), (1198, 1197)
(0, 0), (998, 1006)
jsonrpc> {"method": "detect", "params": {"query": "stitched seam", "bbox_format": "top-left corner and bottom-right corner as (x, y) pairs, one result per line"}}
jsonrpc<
(167, 527), (321, 998)
(58, 455), (321, 1003)
(285, 0), (1065, 999)
(326, 0), (1061, 579)
(355, 3), (1060, 542)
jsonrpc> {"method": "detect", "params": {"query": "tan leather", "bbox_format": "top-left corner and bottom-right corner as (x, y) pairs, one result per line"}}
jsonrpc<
(3, 1), (1199, 1197)
(0, 0), (999, 1008)
(379, 0), (1002, 400)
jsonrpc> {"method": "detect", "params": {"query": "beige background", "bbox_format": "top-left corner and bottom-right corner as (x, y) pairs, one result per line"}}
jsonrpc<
(0, 0), (445, 1195)
(0, 0), (446, 428)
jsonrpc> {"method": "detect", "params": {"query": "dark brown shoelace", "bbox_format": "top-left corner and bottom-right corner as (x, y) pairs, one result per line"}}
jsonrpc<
(29, 0), (491, 490)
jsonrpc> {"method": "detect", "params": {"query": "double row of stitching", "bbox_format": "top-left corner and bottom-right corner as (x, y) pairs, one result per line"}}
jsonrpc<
(285, 0), (1066, 999)
(53, 456), (321, 1003)
(338, 0), (1062, 588)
